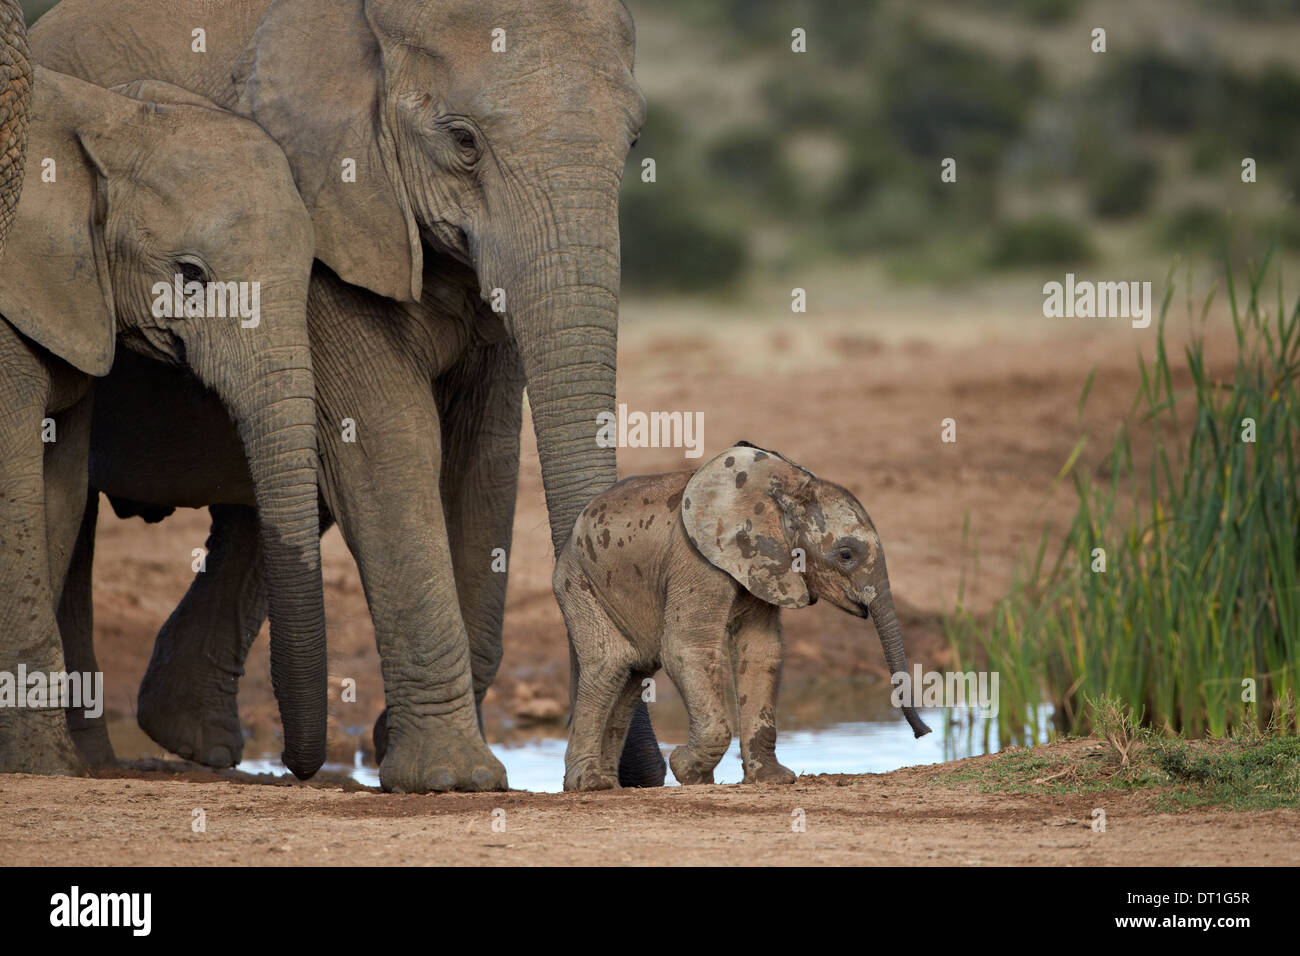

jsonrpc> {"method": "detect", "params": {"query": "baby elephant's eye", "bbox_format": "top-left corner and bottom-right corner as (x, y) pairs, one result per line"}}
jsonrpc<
(837, 548), (855, 565)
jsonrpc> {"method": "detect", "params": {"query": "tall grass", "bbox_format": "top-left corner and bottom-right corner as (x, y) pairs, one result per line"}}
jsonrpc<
(948, 248), (1300, 745)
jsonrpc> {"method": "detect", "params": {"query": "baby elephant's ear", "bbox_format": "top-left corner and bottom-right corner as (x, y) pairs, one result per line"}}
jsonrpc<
(681, 444), (813, 608)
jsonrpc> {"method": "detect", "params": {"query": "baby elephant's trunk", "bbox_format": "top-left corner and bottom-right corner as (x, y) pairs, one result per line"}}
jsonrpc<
(866, 585), (932, 739)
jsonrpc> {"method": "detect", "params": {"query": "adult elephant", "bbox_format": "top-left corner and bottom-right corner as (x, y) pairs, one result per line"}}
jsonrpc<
(32, 0), (668, 792)
(0, 0), (32, 252)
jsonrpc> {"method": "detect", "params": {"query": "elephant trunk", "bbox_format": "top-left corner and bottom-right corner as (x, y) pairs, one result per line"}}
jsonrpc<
(190, 312), (327, 779)
(491, 170), (621, 555)
(866, 576), (932, 739)
(0, 0), (32, 253)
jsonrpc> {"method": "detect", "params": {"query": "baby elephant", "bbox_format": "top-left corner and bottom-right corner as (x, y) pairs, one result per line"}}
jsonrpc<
(556, 442), (931, 791)
(0, 67), (326, 777)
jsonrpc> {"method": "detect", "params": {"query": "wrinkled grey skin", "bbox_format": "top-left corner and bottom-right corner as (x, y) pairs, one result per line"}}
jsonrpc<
(0, 68), (325, 778)
(0, 0), (30, 253)
(32, 0), (665, 792)
(556, 443), (931, 792)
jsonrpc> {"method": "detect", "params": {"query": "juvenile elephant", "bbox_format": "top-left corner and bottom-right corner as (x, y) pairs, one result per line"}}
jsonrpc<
(0, 67), (326, 778)
(556, 443), (932, 792)
(32, 0), (664, 792)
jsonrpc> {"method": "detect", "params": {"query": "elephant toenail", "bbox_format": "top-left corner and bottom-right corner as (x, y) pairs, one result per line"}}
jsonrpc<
(207, 746), (233, 767)
(429, 769), (456, 792)
(471, 766), (500, 791)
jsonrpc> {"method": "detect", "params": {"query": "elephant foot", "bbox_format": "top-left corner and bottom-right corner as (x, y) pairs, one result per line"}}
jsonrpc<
(67, 714), (118, 770)
(377, 711), (507, 793)
(137, 658), (243, 768)
(669, 746), (716, 786)
(743, 757), (796, 785)
(563, 765), (618, 792)
(0, 708), (88, 776)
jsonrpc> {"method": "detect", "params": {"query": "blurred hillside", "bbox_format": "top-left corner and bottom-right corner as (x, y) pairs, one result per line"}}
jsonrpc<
(21, 0), (1300, 295)
(621, 0), (1300, 293)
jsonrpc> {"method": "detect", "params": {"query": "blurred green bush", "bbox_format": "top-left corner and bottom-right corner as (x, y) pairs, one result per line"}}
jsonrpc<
(619, 189), (748, 293)
(988, 215), (1096, 267)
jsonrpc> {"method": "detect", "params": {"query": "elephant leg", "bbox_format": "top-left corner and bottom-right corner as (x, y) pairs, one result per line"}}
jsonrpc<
(728, 600), (795, 784)
(43, 396), (92, 593)
(600, 670), (653, 780)
(563, 651), (631, 793)
(663, 641), (733, 786)
(312, 282), (504, 793)
(0, 330), (84, 775)
(57, 490), (114, 767)
(557, 559), (628, 791)
(436, 341), (524, 719)
(46, 401), (117, 769)
(661, 593), (735, 786)
(135, 504), (266, 768)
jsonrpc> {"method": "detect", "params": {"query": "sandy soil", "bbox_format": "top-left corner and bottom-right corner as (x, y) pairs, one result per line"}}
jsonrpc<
(3, 740), (1297, 865)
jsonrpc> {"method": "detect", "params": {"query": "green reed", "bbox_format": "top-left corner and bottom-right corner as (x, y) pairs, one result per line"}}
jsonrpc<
(948, 247), (1300, 744)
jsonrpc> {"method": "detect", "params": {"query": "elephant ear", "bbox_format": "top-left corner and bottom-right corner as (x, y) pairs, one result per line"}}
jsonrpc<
(681, 443), (815, 608)
(233, 0), (421, 303)
(0, 72), (116, 376)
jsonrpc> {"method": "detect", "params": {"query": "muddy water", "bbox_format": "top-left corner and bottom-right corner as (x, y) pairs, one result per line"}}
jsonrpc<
(223, 676), (1048, 793)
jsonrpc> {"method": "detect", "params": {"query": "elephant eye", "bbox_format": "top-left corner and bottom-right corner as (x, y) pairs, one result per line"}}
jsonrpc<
(174, 259), (207, 285)
(836, 547), (857, 567)
(449, 126), (481, 164)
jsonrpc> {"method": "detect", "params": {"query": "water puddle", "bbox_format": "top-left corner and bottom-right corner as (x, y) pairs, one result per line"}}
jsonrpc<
(226, 677), (1050, 792)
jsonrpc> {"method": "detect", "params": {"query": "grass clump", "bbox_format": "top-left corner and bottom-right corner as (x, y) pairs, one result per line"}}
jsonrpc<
(942, 697), (1300, 810)
(948, 245), (1300, 744)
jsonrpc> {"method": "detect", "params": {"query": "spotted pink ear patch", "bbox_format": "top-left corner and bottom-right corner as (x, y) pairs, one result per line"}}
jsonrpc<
(681, 445), (812, 609)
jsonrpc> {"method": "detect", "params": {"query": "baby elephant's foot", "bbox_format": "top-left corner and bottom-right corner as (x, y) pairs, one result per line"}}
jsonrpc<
(564, 766), (618, 792)
(0, 708), (88, 776)
(743, 757), (796, 785)
(669, 746), (717, 786)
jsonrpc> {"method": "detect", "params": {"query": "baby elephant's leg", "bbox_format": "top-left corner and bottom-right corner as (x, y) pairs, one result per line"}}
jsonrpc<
(560, 572), (633, 792)
(599, 670), (655, 779)
(729, 601), (795, 784)
(662, 603), (734, 785)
